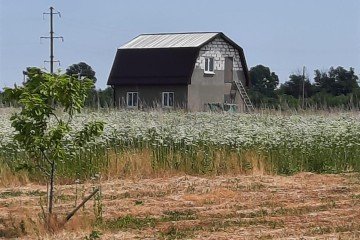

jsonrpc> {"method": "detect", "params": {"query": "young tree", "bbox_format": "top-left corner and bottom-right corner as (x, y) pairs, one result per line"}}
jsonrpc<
(4, 68), (104, 218)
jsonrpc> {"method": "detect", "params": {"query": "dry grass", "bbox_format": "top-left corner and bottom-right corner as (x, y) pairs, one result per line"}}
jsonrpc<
(100, 149), (269, 182)
(0, 163), (30, 188)
(0, 172), (359, 239)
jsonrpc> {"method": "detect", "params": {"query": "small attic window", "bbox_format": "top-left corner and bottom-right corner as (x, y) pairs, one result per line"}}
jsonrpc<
(204, 57), (214, 74)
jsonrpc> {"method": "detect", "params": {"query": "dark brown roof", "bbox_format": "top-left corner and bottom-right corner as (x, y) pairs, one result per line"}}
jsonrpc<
(107, 47), (199, 85)
(107, 32), (250, 87)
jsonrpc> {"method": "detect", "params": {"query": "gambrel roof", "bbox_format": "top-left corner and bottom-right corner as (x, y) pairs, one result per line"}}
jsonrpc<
(108, 32), (250, 86)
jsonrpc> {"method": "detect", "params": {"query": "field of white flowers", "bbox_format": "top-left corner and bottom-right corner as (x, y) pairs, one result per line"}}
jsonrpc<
(1, 110), (360, 180)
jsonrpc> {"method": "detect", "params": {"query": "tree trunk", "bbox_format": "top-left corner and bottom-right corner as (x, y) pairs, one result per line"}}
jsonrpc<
(48, 160), (55, 214)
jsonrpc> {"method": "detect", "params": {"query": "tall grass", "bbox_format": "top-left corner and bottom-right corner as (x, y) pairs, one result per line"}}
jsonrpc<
(1, 109), (360, 184)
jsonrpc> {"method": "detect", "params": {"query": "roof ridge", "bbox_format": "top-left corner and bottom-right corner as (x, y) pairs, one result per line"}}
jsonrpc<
(139, 32), (222, 36)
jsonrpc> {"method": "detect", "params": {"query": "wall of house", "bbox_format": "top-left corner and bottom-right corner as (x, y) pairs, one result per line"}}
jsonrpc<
(114, 85), (187, 109)
(195, 37), (243, 72)
(188, 37), (247, 111)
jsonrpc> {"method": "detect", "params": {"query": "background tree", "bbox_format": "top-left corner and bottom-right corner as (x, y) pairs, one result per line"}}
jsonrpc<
(278, 73), (313, 98)
(66, 62), (97, 82)
(0, 90), (3, 106)
(66, 62), (99, 107)
(4, 68), (104, 223)
(314, 67), (359, 96)
(249, 65), (279, 97)
(248, 65), (279, 107)
(98, 87), (114, 108)
(275, 66), (359, 109)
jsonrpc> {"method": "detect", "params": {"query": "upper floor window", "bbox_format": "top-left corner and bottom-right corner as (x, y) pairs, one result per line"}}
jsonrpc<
(204, 57), (214, 74)
(127, 92), (138, 107)
(162, 92), (174, 107)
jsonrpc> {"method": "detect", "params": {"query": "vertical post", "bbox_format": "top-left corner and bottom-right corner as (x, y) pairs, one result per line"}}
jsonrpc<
(48, 159), (55, 214)
(302, 66), (305, 109)
(50, 7), (54, 74)
(112, 86), (116, 108)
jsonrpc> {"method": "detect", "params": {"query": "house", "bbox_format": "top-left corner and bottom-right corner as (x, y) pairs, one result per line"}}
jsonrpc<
(107, 32), (254, 112)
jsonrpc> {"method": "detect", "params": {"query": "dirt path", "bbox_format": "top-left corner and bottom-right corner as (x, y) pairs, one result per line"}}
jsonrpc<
(1, 173), (359, 239)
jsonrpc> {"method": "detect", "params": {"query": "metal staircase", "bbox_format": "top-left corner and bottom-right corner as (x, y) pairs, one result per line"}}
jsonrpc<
(234, 80), (255, 112)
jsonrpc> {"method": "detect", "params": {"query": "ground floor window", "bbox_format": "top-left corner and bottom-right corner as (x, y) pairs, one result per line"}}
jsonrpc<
(127, 92), (138, 107)
(162, 92), (174, 107)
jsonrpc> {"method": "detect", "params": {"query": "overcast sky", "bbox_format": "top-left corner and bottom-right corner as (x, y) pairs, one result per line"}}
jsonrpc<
(1, 0), (359, 89)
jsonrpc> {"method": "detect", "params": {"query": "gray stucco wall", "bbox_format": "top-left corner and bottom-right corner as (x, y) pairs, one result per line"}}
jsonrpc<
(114, 85), (187, 109)
(188, 37), (248, 112)
(187, 69), (230, 111)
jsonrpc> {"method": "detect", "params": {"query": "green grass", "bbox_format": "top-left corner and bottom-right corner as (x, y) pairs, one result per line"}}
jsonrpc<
(101, 215), (156, 230)
(161, 210), (197, 221)
(0, 190), (22, 198)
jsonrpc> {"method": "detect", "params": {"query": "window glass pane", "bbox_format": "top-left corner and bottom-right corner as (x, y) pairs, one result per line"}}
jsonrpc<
(163, 93), (168, 106)
(205, 58), (209, 71)
(128, 93), (132, 106)
(169, 93), (174, 106)
(133, 93), (138, 106)
(209, 58), (214, 71)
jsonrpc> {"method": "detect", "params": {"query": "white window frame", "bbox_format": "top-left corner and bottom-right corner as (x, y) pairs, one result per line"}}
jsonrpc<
(162, 92), (174, 108)
(204, 57), (215, 74)
(126, 92), (138, 108)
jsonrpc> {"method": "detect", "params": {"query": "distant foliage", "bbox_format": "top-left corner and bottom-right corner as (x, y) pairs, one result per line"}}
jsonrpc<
(248, 65), (279, 107)
(65, 62), (113, 108)
(249, 65), (279, 97)
(314, 67), (359, 96)
(85, 87), (114, 108)
(248, 65), (359, 109)
(66, 62), (97, 83)
(278, 74), (313, 99)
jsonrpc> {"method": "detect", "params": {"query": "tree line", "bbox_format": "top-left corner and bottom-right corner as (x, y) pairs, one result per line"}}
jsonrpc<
(1, 62), (359, 110)
(249, 65), (360, 109)
(0, 62), (114, 109)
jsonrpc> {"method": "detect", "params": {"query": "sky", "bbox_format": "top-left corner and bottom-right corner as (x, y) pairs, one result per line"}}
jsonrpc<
(0, 0), (359, 90)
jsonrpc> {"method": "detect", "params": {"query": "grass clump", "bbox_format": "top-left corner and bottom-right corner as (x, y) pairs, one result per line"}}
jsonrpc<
(161, 210), (197, 221)
(101, 215), (156, 230)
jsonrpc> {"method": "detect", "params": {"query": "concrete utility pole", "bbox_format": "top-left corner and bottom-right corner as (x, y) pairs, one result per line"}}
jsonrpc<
(41, 7), (63, 74)
(302, 66), (306, 109)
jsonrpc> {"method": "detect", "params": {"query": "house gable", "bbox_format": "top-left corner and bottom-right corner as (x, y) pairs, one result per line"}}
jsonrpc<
(195, 34), (250, 87)
(196, 37), (243, 71)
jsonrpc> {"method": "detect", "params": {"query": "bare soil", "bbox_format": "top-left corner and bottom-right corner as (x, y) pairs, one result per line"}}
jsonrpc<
(1, 173), (359, 239)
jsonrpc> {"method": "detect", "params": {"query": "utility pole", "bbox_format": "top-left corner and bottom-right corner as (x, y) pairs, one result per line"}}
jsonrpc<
(302, 66), (306, 109)
(41, 7), (63, 74)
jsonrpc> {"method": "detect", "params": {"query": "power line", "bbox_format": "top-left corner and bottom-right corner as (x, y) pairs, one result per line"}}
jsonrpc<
(41, 7), (63, 74)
